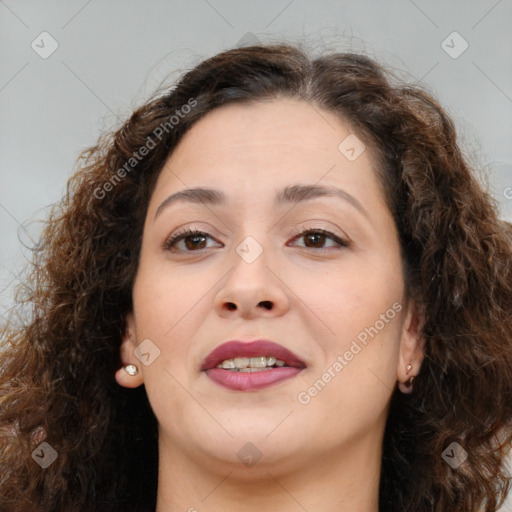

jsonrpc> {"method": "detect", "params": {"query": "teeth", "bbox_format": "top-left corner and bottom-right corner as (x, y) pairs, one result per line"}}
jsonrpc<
(238, 367), (273, 372)
(216, 356), (287, 370)
(250, 356), (267, 368)
(233, 357), (249, 368)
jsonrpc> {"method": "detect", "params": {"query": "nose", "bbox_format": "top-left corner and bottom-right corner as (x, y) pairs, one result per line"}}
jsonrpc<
(213, 240), (291, 320)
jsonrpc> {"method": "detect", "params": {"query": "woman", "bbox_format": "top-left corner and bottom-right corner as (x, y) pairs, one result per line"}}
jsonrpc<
(1, 42), (511, 512)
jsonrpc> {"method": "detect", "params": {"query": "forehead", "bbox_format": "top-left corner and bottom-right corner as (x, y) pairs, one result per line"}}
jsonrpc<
(171, 98), (358, 163)
(161, 99), (379, 190)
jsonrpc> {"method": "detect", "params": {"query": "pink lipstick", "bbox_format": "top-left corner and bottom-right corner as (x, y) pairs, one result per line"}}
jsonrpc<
(201, 340), (306, 391)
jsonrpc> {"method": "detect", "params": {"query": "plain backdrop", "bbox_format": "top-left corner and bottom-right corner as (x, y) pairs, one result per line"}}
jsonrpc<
(1, 1), (511, 508)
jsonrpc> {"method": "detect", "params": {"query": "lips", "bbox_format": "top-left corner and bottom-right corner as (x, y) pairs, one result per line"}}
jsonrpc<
(201, 340), (306, 371)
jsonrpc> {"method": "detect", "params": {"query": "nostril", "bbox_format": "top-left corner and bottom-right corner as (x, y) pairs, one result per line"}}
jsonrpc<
(259, 301), (273, 310)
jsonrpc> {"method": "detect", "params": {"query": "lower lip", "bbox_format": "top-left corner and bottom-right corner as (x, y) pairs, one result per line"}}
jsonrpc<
(204, 367), (303, 391)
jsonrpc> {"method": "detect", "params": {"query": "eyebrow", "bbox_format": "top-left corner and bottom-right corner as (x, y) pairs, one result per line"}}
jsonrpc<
(154, 184), (369, 220)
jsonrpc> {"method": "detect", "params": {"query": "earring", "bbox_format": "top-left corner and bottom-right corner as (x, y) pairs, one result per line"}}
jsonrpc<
(405, 363), (414, 389)
(124, 364), (138, 376)
(405, 362), (414, 386)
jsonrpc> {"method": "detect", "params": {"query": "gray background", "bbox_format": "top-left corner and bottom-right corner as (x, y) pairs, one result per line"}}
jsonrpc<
(1, 1), (511, 506)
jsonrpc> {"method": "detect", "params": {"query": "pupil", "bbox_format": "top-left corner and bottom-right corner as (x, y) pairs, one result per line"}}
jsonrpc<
(306, 233), (324, 248)
(186, 235), (206, 250)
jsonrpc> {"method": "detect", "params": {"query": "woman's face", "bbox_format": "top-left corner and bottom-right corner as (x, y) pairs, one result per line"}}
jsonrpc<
(117, 98), (424, 474)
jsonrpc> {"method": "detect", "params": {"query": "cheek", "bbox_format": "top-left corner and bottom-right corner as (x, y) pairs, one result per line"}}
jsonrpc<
(297, 297), (402, 440)
(294, 254), (404, 394)
(291, 252), (404, 339)
(131, 254), (203, 338)
(129, 263), (201, 400)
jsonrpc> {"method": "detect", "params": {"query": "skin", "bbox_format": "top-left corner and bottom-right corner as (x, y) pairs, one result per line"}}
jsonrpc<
(115, 98), (425, 512)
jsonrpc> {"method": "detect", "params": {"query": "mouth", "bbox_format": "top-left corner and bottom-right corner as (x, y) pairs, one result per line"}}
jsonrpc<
(201, 339), (306, 391)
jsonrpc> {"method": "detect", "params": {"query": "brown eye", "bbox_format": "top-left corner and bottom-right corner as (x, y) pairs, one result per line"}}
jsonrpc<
(163, 228), (348, 253)
(291, 229), (349, 250)
(303, 232), (328, 248)
(163, 229), (221, 252)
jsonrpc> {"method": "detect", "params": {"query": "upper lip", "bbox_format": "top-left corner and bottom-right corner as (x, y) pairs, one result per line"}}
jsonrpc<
(201, 340), (307, 371)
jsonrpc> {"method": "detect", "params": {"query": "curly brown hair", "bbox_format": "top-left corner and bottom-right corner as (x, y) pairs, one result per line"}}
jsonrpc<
(1, 42), (511, 512)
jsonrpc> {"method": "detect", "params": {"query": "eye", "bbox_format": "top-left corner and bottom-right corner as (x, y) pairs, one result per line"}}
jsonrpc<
(289, 228), (349, 251)
(163, 227), (349, 253)
(163, 228), (221, 252)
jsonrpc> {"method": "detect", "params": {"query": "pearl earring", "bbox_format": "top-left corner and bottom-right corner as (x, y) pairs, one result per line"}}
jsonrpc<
(124, 364), (138, 376)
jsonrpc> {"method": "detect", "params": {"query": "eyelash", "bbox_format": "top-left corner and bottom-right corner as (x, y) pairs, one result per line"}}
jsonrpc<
(162, 227), (349, 253)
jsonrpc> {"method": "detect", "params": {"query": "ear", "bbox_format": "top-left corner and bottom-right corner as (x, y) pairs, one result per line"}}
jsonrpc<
(115, 311), (144, 389)
(397, 298), (426, 394)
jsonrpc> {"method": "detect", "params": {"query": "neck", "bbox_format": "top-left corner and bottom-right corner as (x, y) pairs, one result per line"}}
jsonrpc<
(155, 430), (382, 512)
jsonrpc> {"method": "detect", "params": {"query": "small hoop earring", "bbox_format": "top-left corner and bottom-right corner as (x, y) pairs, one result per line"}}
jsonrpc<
(124, 364), (138, 376)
